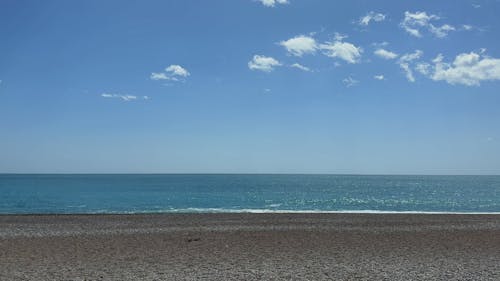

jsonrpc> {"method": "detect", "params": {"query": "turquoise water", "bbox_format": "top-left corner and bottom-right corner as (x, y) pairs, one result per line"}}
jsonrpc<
(0, 174), (500, 214)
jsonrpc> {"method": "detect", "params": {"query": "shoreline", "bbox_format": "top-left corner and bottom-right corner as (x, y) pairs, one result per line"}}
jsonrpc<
(2, 213), (500, 280)
(3, 209), (500, 215)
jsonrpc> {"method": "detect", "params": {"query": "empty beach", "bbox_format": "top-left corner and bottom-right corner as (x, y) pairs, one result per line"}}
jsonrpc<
(1, 213), (500, 280)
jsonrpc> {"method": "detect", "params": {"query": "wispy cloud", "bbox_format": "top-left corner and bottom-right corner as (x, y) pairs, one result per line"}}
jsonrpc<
(399, 63), (415, 82)
(101, 93), (150, 101)
(429, 24), (456, 38)
(248, 55), (282, 72)
(290, 63), (312, 72)
(257, 0), (288, 7)
(374, 75), (385, 80)
(374, 49), (398, 60)
(399, 50), (423, 62)
(358, 11), (386, 26)
(151, 64), (190, 82)
(462, 24), (474, 31)
(415, 62), (431, 75)
(150, 73), (168, 80)
(401, 11), (438, 37)
(319, 34), (362, 64)
(372, 41), (389, 47)
(279, 35), (318, 56)
(401, 11), (455, 38)
(343, 76), (359, 87)
(398, 50), (423, 82)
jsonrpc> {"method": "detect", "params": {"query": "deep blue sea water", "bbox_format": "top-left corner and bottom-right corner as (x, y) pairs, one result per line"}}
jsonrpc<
(1, 174), (500, 214)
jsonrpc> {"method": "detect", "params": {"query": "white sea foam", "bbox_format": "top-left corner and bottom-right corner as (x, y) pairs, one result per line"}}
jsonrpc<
(6, 208), (500, 215)
(107, 208), (500, 215)
(266, 203), (282, 208)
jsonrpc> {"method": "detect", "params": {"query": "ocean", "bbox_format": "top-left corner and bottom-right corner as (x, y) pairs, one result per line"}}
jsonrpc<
(1, 174), (499, 214)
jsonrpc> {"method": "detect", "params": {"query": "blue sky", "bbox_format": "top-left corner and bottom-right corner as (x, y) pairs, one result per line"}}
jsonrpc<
(1, 0), (500, 174)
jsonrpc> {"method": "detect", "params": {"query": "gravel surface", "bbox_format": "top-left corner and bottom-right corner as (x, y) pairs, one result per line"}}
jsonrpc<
(1, 213), (500, 280)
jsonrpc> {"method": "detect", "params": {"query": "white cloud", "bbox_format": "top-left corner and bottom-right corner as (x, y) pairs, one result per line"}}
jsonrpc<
(429, 24), (455, 38)
(258, 0), (288, 7)
(279, 35), (318, 56)
(404, 26), (421, 37)
(374, 75), (385, 80)
(399, 63), (415, 82)
(372, 41), (389, 47)
(374, 48), (398, 60)
(401, 11), (456, 38)
(319, 36), (362, 64)
(150, 64), (190, 82)
(333, 33), (348, 41)
(277, 32), (362, 64)
(150, 72), (168, 80)
(399, 50), (423, 62)
(248, 55), (281, 72)
(165, 65), (190, 77)
(415, 62), (431, 75)
(403, 11), (439, 27)
(101, 93), (149, 101)
(290, 63), (311, 72)
(343, 76), (359, 87)
(397, 50), (423, 82)
(427, 52), (500, 86)
(358, 11), (386, 26)
(121, 95), (137, 101)
(462, 24), (473, 31)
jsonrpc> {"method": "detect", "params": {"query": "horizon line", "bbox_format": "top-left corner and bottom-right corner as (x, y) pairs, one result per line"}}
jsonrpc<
(1, 172), (500, 176)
